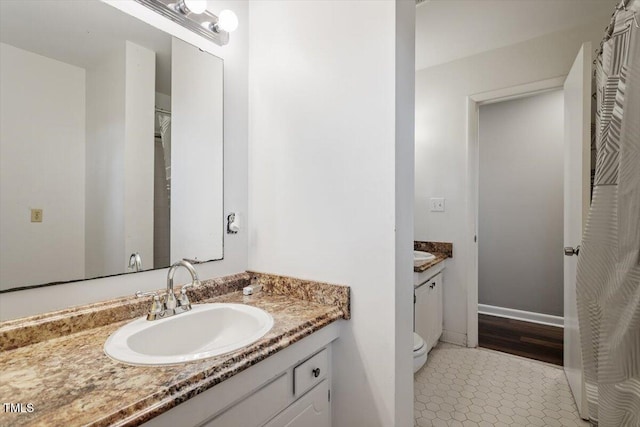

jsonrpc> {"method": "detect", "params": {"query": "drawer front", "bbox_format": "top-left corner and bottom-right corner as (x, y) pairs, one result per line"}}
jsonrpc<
(293, 349), (328, 397)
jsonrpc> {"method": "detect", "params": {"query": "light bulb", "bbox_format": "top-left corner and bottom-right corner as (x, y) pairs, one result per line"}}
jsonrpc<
(217, 9), (238, 32)
(184, 0), (207, 14)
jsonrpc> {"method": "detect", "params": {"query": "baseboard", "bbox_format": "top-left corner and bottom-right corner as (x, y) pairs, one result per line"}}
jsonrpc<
(478, 304), (563, 328)
(441, 330), (467, 347)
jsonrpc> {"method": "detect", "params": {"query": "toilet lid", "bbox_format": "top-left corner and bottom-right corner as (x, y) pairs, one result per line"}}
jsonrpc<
(413, 333), (425, 351)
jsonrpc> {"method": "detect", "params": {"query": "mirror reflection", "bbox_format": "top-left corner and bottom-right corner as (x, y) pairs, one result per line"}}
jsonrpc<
(0, 0), (224, 292)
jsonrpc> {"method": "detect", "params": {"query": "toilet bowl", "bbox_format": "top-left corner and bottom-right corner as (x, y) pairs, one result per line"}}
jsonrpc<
(413, 332), (428, 373)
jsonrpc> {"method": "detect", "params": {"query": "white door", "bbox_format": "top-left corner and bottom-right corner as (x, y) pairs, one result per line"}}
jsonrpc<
(563, 42), (591, 420)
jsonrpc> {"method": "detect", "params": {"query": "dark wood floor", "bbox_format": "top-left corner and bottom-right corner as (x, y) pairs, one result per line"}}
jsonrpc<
(478, 314), (563, 366)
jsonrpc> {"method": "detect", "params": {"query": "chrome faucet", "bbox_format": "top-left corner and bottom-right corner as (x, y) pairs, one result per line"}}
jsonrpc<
(167, 259), (201, 314)
(136, 259), (201, 321)
(128, 252), (142, 272)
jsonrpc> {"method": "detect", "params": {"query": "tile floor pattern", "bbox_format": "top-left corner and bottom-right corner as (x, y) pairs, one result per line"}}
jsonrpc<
(414, 343), (589, 427)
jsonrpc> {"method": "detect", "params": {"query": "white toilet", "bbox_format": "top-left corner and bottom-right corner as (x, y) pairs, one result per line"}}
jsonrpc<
(413, 332), (428, 373)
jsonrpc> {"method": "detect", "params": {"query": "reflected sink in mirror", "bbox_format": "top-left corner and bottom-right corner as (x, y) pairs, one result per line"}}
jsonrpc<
(104, 304), (274, 365)
(414, 250), (436, 267)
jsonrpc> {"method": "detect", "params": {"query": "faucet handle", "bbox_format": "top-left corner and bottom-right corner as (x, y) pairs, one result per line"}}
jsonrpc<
(177, 279), (200, 311)
(135, 290), (158, 298)
(135, 290), (163, 316)
(177, 288), (191, 310)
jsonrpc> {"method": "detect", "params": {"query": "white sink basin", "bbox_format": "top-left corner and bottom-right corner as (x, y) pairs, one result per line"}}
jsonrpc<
(414, 250), (436, 267)
(104, 303), (274, 366)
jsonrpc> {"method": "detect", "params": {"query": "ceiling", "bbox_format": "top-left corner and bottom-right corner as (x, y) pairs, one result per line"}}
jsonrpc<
(415, 0), (619, 70)
(2, 0), (619, 84)
(0, 0), (173, 94)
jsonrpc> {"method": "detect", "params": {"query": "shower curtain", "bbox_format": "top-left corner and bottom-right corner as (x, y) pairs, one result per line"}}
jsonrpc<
(576, 1), (640, 426)
(157, 112), (172, 194)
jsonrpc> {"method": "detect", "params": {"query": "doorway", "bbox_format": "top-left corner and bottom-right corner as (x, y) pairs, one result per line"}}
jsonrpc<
(476, 89), (565, 365)
(464, 77), (569, 353)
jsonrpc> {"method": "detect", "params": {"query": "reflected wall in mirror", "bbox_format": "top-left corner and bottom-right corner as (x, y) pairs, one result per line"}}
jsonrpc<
(0, 0), (224, 292)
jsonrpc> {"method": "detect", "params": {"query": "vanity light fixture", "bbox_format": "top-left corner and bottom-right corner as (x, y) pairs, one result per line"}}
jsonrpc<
(134, 0), (237, 46)
(176, 0), (207, 15)
(208, 9), (239, 33)
(219, 9), (239, 31)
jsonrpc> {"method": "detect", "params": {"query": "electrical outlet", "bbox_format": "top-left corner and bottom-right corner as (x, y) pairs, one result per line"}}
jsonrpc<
(429, 198), (445, 212)
(31, 209), (43, 223)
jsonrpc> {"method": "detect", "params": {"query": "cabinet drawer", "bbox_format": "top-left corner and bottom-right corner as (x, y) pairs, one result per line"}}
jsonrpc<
(293, 349), (327, 397)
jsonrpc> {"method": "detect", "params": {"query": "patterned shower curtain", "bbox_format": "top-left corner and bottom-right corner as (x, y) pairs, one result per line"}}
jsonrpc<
(157, 112), (172, 195)
(576, 0), (640, 426)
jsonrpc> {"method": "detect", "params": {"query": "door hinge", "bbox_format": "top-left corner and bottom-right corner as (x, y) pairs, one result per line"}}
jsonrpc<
(328, 389), (331, 401)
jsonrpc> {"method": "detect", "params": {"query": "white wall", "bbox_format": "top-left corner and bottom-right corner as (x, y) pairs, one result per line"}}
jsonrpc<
(85, 47), (126, 278)
(86, 41), (155, 277)
(478, 90), (564, 316)
(1, 0), (249, 320)
(394, 1), (416, 425)
(248, 1), (414, 425)
(171, 37), (224, 262)
(124, 41), (156, 272)
(415, 19), (609, 343)
(0, 42), (86, 289)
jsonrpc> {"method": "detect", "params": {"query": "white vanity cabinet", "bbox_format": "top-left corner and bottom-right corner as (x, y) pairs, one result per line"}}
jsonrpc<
(414, 271), (443, 353)
(143, 322), (338, 427)
(207, 348), (330, 427)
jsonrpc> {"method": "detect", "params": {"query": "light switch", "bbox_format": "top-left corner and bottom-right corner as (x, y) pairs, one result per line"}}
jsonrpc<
(430, 198), (445, 212)
(31, 209), (43, 223)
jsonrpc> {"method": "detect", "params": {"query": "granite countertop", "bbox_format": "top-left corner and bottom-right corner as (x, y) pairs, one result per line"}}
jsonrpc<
(413, 241), (453, 272)
(414, 252), (448, 272)
(0, 272), (349, 427)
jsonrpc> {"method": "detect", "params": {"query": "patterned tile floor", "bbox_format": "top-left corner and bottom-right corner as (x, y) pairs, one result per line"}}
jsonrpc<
(414, 343), (589, 427)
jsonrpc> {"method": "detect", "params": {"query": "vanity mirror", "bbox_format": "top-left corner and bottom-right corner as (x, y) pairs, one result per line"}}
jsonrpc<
(0, 0), (224, 292)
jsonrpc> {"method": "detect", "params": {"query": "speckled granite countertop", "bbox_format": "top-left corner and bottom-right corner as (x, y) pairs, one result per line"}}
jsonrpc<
(0, 272), (349, 427)
(414, 241), (453, 272)
(414, 253), (448, 272)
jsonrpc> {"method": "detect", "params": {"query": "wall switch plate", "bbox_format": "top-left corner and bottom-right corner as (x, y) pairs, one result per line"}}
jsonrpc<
(31, 209), (43, 223)
(430, 198), (445, 212)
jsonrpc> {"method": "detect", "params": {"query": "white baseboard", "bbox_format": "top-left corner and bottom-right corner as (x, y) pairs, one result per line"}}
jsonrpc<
(478, 304), (563, 328)
(441, 330), (467, 347)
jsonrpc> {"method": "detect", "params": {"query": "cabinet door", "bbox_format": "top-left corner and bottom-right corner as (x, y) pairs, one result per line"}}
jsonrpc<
(265, 380), (330, 427)
(433, 273), (443, 345)
(414, 283), (430, 350)
(426, 281), (438, 351)
(424, 273), (444, 351)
